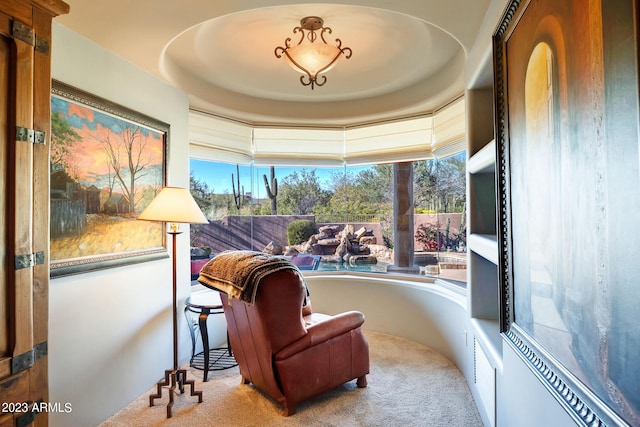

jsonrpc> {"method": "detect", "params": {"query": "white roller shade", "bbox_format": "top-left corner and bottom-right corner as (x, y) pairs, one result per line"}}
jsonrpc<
(344, 116), (434, 165)
(252, 127), (344, 167)
(189, 111), (253, 164)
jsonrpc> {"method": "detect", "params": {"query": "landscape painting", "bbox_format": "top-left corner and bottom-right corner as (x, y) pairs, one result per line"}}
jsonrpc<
(50, 81), (168, 277)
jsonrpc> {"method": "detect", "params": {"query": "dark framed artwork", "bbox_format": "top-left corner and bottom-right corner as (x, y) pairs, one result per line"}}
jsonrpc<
(50, 81), (169, 277)
(494, 0), (639, 426)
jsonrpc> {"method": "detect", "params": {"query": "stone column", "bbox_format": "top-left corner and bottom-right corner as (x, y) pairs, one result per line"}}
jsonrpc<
(387, 162), (419, 274)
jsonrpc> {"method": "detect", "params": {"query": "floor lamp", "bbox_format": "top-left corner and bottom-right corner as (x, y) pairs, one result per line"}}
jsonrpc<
(137, 186), (208, 418)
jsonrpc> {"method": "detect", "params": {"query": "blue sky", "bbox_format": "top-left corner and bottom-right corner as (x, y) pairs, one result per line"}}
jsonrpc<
(190, 159), (370, 197)
(51, 95), (158, 137)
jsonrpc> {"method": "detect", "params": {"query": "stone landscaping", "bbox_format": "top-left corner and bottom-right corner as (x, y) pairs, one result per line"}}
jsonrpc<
(268, 224), (392, 266)
(193, 214), (465, 275)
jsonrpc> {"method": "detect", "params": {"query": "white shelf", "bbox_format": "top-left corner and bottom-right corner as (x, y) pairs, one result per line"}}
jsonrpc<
(467, 139), (495, 174)
(468, 233), (499, 265)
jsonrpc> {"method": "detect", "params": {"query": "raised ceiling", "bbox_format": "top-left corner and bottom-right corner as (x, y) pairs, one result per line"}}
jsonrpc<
(55, 0), (491, 127)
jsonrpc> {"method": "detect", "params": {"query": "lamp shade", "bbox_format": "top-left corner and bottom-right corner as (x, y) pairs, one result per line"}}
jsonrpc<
(284, 42), (342, 76)
(137, 187), (208, 224)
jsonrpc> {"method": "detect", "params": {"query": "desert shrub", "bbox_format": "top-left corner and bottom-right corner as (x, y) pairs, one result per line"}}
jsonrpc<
(415, 223), (440, 251)
(287, 219), (316, 245)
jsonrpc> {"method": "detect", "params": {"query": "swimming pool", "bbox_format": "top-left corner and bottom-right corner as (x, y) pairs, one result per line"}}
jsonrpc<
(316, 260), (391, 273)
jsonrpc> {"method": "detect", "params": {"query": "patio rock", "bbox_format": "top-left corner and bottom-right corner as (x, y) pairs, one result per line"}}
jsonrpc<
(316, 238), (340, 247)
(294, 223), (380, 265)
(318, 225), (340, 234)
(283, 246), (299, 256)
(350, 244), (370, 255)
(335, 235), (351, 257)
(263, 241), (283, 255)
(310, 244), (325, 255)
(344, 253), (378, 265)
(359, 235), (377, 245)
(354, 226), (367, 240)
(191, 247), (209, 257)
(368, 244), (393, 260)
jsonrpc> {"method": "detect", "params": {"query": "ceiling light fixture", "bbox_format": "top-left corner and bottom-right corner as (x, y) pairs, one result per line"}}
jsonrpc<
(275, 16), (352, 89)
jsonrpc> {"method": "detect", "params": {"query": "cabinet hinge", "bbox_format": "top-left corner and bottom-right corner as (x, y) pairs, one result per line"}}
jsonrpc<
(11, 349), (34, 375)
(34, 36), (50, 55)
(15, 400), (43, 427)
(11, 20), (34, 46)
(9, 342), (47, 376)
(16, 410), (35, 427)
(16, 126), (46, 145)
(11, 19), (49, 56)
(34, 341), (48, 360)
(15, 252), (45, 270)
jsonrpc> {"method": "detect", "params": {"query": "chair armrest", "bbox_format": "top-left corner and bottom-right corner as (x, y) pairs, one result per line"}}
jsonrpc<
(275, 311), (365, 360)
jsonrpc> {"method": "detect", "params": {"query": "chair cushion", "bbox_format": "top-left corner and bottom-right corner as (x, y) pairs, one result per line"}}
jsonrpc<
(276, 311), (365, 360)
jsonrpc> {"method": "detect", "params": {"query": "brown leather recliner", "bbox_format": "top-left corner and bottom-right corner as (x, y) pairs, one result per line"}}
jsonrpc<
(220, 269), (369, 416)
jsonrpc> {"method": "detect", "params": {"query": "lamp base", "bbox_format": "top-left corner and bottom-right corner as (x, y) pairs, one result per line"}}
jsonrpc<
(149, 368), (203, 418)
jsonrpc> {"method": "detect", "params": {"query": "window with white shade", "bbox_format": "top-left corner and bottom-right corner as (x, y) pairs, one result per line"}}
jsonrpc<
(189, 98), (466, 283)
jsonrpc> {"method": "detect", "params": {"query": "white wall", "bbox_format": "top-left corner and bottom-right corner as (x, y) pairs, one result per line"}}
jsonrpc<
(305, 275), (473, 381)
(49, 23), (192, 427)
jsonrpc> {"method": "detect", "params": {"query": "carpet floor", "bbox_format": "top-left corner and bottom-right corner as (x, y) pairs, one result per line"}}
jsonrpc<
(99, 331), (482, 427)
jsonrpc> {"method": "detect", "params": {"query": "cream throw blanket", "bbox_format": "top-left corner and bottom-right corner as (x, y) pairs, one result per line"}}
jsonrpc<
(197, 250), (303, 304)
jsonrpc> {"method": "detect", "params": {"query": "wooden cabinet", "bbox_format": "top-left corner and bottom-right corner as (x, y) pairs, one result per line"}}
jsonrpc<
(0, 1), (69, 425)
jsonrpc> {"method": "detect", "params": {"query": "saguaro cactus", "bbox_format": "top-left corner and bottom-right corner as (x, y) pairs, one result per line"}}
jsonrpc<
(263, 166), (278, 215)
(231, 164), (245, 210)
(444, 217), (451, 250)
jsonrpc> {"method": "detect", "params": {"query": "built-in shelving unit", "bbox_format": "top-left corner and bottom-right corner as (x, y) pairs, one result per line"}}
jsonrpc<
(466, 87), (500, 427)
(467, 138), (499, 322)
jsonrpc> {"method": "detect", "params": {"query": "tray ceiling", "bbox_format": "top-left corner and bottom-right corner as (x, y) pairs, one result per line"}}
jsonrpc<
(55, 0), (490, 127)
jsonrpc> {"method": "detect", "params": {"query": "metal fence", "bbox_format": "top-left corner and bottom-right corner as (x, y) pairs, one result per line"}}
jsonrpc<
(314, 213), (383, 223)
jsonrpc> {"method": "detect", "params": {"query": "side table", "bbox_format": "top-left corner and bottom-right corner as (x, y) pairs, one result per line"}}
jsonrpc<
(184, 290), (237, 381)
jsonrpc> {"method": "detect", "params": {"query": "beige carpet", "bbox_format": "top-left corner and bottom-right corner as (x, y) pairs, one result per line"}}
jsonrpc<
(100, 331), (482, 427)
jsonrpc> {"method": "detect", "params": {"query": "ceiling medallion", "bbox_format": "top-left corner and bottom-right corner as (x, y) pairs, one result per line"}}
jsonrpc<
(274, 16), (352, 89)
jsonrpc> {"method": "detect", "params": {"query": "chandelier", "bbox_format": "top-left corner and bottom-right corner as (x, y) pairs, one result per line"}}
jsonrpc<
(274, 16), (352, 89)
